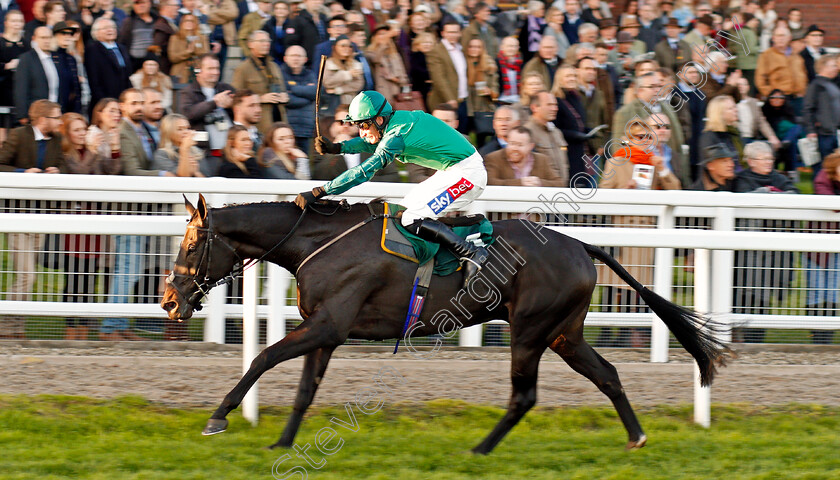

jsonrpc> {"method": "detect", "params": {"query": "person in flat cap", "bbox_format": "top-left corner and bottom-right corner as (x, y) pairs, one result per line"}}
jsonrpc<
(690, 143), (736, 191)
(683, 14), (713, 51)
(654, 17), (689, 71)
(801, 24), (827, 81)
(52, 21), (83, 114)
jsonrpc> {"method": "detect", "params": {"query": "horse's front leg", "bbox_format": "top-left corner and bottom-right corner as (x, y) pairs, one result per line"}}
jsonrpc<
(202, 309), (345, 435)
(269, 346), (336, 449)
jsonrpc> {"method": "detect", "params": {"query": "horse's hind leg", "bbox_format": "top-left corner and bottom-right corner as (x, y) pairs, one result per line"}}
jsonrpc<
(269, 346), (336, 449)
(472, 340), (545, 455)
(203, 309), (344, 435)
(550, 328), (646, 449)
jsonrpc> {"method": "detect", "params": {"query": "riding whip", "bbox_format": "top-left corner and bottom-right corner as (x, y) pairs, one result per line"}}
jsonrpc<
(315, 55), (327, 138)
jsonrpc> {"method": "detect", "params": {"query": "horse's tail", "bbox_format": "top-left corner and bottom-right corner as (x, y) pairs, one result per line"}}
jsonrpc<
(583, 243), (730, 386)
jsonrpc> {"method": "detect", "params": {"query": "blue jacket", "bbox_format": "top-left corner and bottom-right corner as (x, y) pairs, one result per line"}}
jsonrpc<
(280, 63), (317, 138)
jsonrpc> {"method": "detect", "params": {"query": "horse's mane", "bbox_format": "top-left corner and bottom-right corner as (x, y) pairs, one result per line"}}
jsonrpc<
(212, 197), (388, 212)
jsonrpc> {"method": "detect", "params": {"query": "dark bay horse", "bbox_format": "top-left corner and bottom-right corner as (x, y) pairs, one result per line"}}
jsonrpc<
(162, 194), (728, 454)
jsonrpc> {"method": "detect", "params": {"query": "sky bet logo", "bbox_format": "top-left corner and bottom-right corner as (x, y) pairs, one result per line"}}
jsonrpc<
(427, 178), (474, 214)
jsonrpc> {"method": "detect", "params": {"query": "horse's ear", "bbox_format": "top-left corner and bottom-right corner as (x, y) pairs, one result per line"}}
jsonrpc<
(184, 194), (196, 217)
(196, 193), (208, 222)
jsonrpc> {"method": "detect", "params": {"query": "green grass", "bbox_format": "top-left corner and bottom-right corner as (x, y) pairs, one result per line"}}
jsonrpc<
(1, 396), (839, 479)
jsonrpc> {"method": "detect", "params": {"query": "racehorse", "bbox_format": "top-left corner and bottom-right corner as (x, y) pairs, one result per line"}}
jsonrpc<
(162, 194), (729, 454)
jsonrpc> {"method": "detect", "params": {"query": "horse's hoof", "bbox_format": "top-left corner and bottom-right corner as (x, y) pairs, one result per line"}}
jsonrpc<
(625, 434), (647, 450)
(202, 418), (229, 436)
(266, 442), (291, 450)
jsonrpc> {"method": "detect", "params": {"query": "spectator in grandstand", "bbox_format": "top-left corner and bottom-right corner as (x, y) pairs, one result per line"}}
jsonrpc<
(761, 89), (802, 173)
(85, 17), (132, 114)
(238, 0), (273, 57)
(617, 0), (638, 28)
(636, 1), (662, 52)
(600, 119), (681, 190)
(461, 2), (497, 59)
(682, 13), (712, 52)
(465, 36), (497, 146)
(14, 27), (61, 122)
(521, 35), (560, 98)
(541, 7), (569, 61)
(479, 105), (519, 157)
(205, 0), (238, 71)
(285, 0), (328, 66)
(151, 113), (206, 177)
(262, 0), (290, 65)
(323, 34), (365, 106)
(551, 64), (589, 183)
(690, 143), (736, 191)
(141, 87), (164, 144)
(562, 0), (583, 45)
(756, 26), (807, 113)
(736, 77), (780, 149)
(117, 0), (158, 72)
(129, 56), (173, 111)
(496, 35), (522, 105)
(0, 10), (27, 130)
(408, 31), (433, 106)
(524, 91), (569, 185)
(807, 151), (840, 344)
(426, 20), (468, 130)
(518, 0), (545, 63)
(731, 13), (761, 92)
(231, 89), (263, 147)
(732, 140), (798, 344)
(485, 125), (566, 187)
(232, 30), (289, 133)
(348, 23), (375, 91)
(577, 56), (608, 156)
(151, 0), (178, 74)
(280, 45), (316, 154)
(613, 72), (689, 186)
(313, 14), (348, 63)
(800, 24), (826, 82)
(581, 0), (607, 27)
(259, 121), (310, 179)
(179, 54), (234, 173)
(118, 89), (169, 177)
(0, 99), (63, 339)
(802, 54), (840, 174)
(60, 111), (120, 341)
(365, 24), (409, 105)
(167, 14), (209, 84)
(785, 7), (804, 39)
(700, 95), (745, 168)
(24, 0), (64, 44)
(616, 17), (646, 57)
(88, 97), (123, 159)
(219, 124), (263, 178)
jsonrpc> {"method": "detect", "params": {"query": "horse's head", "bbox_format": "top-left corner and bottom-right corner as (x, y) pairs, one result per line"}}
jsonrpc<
(161, 194), (242, 321)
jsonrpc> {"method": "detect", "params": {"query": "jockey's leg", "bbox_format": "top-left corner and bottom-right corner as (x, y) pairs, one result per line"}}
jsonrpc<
(399, 152), (489, 287)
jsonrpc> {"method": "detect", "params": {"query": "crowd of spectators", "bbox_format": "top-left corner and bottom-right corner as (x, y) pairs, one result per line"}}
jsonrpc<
(0, 0), (838, 343)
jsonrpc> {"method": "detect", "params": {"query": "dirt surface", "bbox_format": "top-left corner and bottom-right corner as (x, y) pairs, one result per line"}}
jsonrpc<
(2, 342), (840, 408)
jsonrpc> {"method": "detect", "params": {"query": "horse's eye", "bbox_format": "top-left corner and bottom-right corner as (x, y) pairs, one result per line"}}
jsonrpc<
(187, 244), (196, 252)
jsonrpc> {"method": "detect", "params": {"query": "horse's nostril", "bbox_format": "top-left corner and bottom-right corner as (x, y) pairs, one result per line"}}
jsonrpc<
(163, 301), (177, 312)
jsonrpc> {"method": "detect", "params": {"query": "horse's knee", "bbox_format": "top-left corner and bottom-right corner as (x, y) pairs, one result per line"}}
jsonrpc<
(598, 379), (625, 399)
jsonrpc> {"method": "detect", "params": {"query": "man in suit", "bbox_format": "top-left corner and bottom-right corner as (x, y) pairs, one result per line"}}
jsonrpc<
(485, 126), (567, 187)
(637, 2), (663, 52)
(478, 105), (520, 157)
(0, 99), (62, 339)
(14, 26), (59, 122)
(284, 0), (327, 66)
(562, 0), (583, 45)
(85, 17), (132, 113)
(232, 30), (288, 133)
(312, 14), (347, 63)
(426, 21), (468, 131)
(801, 24), (827, 82)
(654, 18), (689, 71)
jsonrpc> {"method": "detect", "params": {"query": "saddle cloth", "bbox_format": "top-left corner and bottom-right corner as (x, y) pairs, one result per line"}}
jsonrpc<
(380, 202), (494, 276)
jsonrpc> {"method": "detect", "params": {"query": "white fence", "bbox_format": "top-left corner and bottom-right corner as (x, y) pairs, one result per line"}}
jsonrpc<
(3, 173), (840, 426)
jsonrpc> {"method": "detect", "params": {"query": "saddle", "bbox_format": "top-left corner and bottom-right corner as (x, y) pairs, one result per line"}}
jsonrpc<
(380, 202), (494, 277)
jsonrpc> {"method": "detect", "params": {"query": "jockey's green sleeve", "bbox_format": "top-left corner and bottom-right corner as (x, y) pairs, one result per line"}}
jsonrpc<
(323, 110), (478, 196)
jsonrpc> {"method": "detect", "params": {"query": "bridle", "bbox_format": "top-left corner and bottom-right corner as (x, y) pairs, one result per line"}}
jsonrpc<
(169, 206), (310, 311)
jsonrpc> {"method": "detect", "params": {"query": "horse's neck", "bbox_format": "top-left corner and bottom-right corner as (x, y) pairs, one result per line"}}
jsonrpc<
(212, 203), (372, 272)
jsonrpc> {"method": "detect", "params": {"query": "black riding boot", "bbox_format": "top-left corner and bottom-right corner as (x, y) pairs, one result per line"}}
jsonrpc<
(410, 218), (488, 286)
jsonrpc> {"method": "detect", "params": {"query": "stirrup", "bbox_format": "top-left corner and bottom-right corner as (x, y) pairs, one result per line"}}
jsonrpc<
(460, 256), (483, 271)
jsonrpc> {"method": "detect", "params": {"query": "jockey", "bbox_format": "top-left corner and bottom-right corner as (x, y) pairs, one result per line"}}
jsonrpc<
(294, 90), (489, 286)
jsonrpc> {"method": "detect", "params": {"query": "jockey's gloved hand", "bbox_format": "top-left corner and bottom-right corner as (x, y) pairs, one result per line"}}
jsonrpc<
(315, 136), (341, 155)
(294, 186), (326, 209)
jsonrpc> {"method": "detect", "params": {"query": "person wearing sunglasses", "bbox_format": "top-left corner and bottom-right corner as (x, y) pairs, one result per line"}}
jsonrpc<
(295, 90), (489, 287)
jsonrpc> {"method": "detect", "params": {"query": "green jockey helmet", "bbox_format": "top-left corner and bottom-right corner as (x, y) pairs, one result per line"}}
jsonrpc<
(345, 91), (393, 125)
